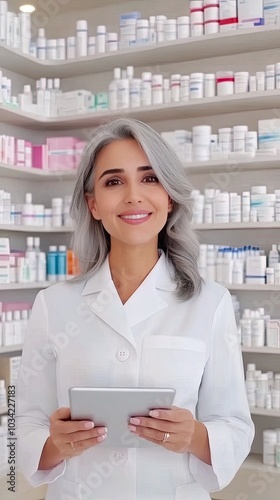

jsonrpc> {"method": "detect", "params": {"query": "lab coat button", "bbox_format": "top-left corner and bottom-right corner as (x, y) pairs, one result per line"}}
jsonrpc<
(116, 349), (130, 361)
(112, 450), (128, 465)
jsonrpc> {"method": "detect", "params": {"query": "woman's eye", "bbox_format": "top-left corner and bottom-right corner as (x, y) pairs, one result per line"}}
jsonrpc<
(143, 175), (159, 183)
(105, 179), (121, 186)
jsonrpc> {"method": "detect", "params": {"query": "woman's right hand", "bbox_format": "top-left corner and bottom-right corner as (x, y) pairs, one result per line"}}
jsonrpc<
(50, 407), (107, 458)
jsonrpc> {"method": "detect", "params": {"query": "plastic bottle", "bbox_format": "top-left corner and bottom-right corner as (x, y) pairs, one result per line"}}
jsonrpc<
(141, 72), (152, 106)
(47, 245), (58, 282)
(0, 380), (7, 407)
(76, 20), (88, 57)
(57, 245), (67, 281)
(22, 193), (33, 226)
(268, 245), (279, 268)
(109, 67), (121, 110)
(25, 236), (37, 282)
(37, 28), (46, 59)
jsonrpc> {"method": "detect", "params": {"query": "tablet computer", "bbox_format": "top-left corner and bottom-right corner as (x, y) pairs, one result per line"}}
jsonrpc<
(69, 387), (176, 448)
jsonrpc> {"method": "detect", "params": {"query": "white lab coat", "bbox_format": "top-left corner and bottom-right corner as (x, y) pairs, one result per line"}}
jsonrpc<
(16, 250), (254, 500)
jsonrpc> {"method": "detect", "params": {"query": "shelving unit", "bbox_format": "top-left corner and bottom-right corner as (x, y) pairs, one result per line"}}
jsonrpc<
(1, 90), (280, 129)
(1, 14), (280, 500)
(0, 26), (280, 78)
(0, 225), (72, 233)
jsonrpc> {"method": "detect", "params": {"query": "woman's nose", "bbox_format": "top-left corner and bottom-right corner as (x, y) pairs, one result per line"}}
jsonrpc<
(123, 183), (142, 203)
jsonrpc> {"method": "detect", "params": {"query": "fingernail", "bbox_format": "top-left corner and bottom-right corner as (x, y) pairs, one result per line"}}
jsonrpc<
(98, 427), (107, 435)
(128, 424), (137, 432)
(84, 422), (94, 430)
(97, 434), (107, 442)
(149, 411), (159, 418)
(130, 418), (140, 425)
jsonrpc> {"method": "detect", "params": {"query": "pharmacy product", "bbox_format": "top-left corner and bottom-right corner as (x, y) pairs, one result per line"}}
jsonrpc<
(171, 74), (181, 102)
(57, 38), (66, 60)
(152, 75), (163, 105)
(220, 0), (238, 31)
(37, 28), (46, 59)
(164, 19), (177, 41)
(204, 74), (216, 97)
(266, 64), (276, 90)
(233, 125), (248, 153)
(234, 72), (249, 93)
(217, 71), (234, 95)
(238, 0), (264, 27)
(190, 73), (204, 99)
(190, 1), (204, 36)
(130, 78), (141, 108)
(141, 72), (152, 106)
(177, 16), (190, 38)
(67, 37), (76, 59)
(263, 430), (277, 465)
(57, 246), (67, 281)
(136, 19), (149, 44)
(97, 25), (106, 54)
(264, 0), (280, 25)
(259, 119), (280, 151)
(149, 16), (156, 43)
(106, 33), (118, 52)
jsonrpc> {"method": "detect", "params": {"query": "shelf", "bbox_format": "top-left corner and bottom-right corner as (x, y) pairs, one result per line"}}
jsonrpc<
(185, 156), (280, 174)
(1, 90), (280, 129)
(0, 26), (280, 78)
(250, 408), (280, 417)
(0, 344), (23, 355)
(194, 222), (280, 230)
(0, 406), (7, 416)
(0, 162), (77, 180)
(242, 347), (280, 354)
(0, 281), (51, 290)
(242, 453), (280, 474)
(223, 284), (280, 291)
(0, 225), (73, 233)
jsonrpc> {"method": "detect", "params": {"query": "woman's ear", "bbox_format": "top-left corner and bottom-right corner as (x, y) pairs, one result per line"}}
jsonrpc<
(85, 193), (102, 220)
(167, 197), (173, 213)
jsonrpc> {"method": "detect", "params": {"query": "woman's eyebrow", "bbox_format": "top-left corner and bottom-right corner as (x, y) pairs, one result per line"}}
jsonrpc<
(98, 165), (152, 181)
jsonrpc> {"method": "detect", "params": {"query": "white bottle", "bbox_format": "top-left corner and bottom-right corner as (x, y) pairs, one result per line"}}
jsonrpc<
(67, 36), (76, 59)
(76, 20), (88, 57)
(13, 310), (22, 344)
(268, 245), (279, 268)
(109, 68), (121, 111)
(96, 25), (106, 54)
(26, 236), (37, 282)
(149, 16), (156, 44)
(117, 75), (129, 109)
(213, 192), (230, 223)
(152, 74), (163, 105)
(0, 380), (7, 407)
(37, 252), (47, 282)
(37, 28), (46, 59)
(141, 72), (152, 106)
(130, 78), (142, 108)
(22, 193), (33, 226)
(3, 311), (14, 346)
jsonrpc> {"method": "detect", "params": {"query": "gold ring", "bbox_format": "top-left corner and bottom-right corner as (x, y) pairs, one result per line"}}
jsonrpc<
(70, 441), (76, 451)
(162, 432), (170, 443)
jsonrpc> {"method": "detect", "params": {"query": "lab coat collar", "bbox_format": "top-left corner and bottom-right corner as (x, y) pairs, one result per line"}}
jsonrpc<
(81, 249), (177, 296)
(81, 250), (177, 343)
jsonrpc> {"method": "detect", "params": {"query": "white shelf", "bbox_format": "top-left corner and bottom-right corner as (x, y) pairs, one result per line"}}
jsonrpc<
(0, 281), (51, 290)
(0, 406), (7, 416)
(242, 347), (280, 354)
(0, 225), (73, 233)
(1, 157), (279, 181)
(242, 453), (280, 474)
(0, 27), (280, 78)
(194, 222), (280, 230)
(250, 408), (280, 417)
(1, 91), (280, 129)
(185, 156), (280, 174)
(0, 344), (23, 355)
(223, 284), (280, 291)
(0, 162), (77, 180)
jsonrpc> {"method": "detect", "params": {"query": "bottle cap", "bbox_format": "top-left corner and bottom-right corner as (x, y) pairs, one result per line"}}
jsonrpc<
(49, 245), (57, 252)
(59, 246), (67, 252)
(76, 20), (87, 30)
(14, 311), (21, 320)
(38, 28), (45, 37)
(24, 85), (31, 93)
(25, 193), (32, 204)
(27, 236), (33, 248)
(34, 237), (40, 247)
(114, 67), (121, 79)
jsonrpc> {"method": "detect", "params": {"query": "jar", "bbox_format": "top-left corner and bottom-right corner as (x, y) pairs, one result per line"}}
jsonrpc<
(170, 74), (181, 102)
(190, 73), (204, 99)
(216, 71), (234, 96)
(177, 16), (190, 38)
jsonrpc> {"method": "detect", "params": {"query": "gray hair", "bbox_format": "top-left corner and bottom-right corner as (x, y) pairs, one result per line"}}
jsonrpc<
(69, 118), (202, 300)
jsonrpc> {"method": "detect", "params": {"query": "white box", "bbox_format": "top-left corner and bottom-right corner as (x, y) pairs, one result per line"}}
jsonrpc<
(258, 119), (280, 151)
(266, 320), (280, 348)
(220, 0), (238, 31)
(0, 357), (21, 388)
(264, 0), (280, 24)
(245, 256), (266, 284)
(238, 0), (264, 27)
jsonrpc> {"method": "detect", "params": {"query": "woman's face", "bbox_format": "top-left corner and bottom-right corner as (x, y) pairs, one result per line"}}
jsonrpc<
(86, 138), (172, 249)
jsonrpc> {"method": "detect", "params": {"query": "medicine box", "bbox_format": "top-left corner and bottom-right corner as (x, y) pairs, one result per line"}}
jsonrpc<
(238, 0), (264, 27)
(264, 0), (280, 24)
(47, 137), (77, 171)
(220, 0), (238, 31)
(258, 119), (280, 151)
(245, 256), (266, 284)
(266, 320), (280, 348)
(0, 357), (21, 388)
(32, 144), (48, 170)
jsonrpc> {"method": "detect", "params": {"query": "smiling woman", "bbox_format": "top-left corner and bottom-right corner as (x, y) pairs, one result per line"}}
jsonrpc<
(16, 118), (255, 500)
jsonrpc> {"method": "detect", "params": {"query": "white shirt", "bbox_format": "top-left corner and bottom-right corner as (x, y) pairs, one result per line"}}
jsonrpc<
(16, 250), (255, 500)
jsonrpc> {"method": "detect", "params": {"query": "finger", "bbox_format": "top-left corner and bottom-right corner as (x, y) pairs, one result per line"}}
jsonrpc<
(149, 408), (190, 422)
(68, 427), (107, 444)
(70, 432), (108, 452)
(130, 417), (181, 433)
(51, 407), (71, 421)
(55, 418), (95, 435)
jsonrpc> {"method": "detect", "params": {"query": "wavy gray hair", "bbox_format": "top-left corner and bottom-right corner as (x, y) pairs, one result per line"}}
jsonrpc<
(69, 118), (202, 300)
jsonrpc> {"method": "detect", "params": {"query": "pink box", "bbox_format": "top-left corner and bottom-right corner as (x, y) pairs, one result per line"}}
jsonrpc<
(7, 136), (15, 165)
(47, 137), (78, 171)
(32, 145), (48, 170)
(15, 139), (25, 167)
(75, 141), (86, 169)
(25, 142), (32, 168)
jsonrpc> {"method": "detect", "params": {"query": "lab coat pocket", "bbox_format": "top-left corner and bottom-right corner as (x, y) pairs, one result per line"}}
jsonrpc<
(140, 336), (206, 403)
(175, 483), (211, 499)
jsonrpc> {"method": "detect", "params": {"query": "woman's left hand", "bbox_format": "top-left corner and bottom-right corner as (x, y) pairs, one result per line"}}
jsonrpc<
(128, 405), (195, 453)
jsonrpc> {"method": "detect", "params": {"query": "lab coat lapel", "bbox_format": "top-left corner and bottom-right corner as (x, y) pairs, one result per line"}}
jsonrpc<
(81, 256), (136, 347)
(124, 251), (177, 328)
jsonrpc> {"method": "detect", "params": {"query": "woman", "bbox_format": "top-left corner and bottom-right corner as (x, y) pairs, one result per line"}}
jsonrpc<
(16, 118), (254, 500)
